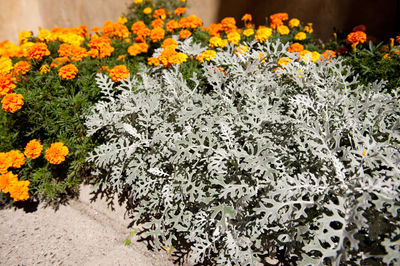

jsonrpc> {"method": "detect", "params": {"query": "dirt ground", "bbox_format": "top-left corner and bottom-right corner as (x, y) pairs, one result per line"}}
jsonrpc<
(0, 185), (177, 266)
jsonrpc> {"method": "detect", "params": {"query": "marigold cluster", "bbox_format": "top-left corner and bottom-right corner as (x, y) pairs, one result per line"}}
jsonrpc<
(0, 171), (29, 201)
(58, 63), (78, 80)
(1, 93), (24, 113)
(45, 142), (69, 165)
(128, 42), (149, 56)
(179, 15), (202, 29)
(157, 47), (188, 67)
(58, 44), (87, 61)
(270, 12), (288, 29)
(109, 64), (130, 82)
(102, 20), (130, 39)
(153, 8), (167, 19)
(88, 36), (115, 59)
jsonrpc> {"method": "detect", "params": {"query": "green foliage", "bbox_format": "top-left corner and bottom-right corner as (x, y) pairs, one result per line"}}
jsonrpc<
(86, 41), (400, 265)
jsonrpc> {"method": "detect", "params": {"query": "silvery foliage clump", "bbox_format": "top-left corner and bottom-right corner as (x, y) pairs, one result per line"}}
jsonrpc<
(85, 39), (400, 265)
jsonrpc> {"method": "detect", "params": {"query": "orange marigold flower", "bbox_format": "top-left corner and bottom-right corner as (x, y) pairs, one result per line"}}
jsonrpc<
(58, 63), (78, 80)
(241, 14), (252, 22)
(346, 31), (367, 45)
(58, 43), (87, 61)
(352, 24), (366, 32)
(13, 61), (31, 76)
(27, 42), (50, 60)
(207, 23), (223, 37)
(24, 139), (43, 159)
(0, 171), (18, 192)
(270, 12), (289, 22)
(153, 8), (167, 19)
(322, 49), (336, 60)
(131, 21), (147, 34)
(166, 20), (180, 32)
(128, 42), (149, 56)
(0, 75), (16, 96)
(220, 17), (236, 33)
(102, 20), (130, 39)
(88, 36), (114, 59)
(91, 26), (100, 33)
(174, 7), (186, 16)
(1, 93), (23, 113)
(270, 18), (283, 29)
(150, 27), (165, 42)
(148, 57), (160, 66)
(179, 29), (192, 40)
(304, 23), (313, 34)
(288, 42), (304, 53)
(0, 153), (12, 174)
(7, 179), (30, 201)
(109, 64), (130, 82)
(158, 47), (188, 67)
(162, 38), (178, 49)
(151, 19), (165, 28)
(45, 142), (69, 165)
(396, 36), (400, 44)
(179, 15), (202, 29)
(7, 150), (25, 169)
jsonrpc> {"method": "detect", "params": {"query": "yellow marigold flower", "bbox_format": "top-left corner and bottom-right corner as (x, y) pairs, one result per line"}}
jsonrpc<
(0, 75), (16, 96)
(40, 64), (50, 75)
(243, 28), (254, 37)
(227, 31), (241, 45)
(197, 50), (217, 63)
(118, 17), (128, 25)
(1, 93), (23, 113)
(179, 29), (192, 39)
(288, 42), (304, 53)
(109, 64), (130, 82)
(45, 142), (69, 165)
(258, 52), (266, 63)
(24, 139), (43, 159)
(0, 171), (18, 192)
(7, 150), (25, 169)
(148, 57), (160, 66)
(294, 32), (307, 41)
(234, 45), (248, 55)
(174, 7), (186, 16)
(209, 36), (227, 48)
(278, 57), (291, 68)
(18, 30), (32, 44)
(304, 23), (313, 33)
(241, 13), (252, 22)
(134, 0), (143, 4)
(255, 26), (272, 43)
(288, 18), (300, 28)
(144, 7), (152, 15)
(118, 55), (126, 61)
(58, 63), (78, 80)
(0, 153), (12, 174)
(38, 29), (55, 42)
(150, 27), (165, 42)
(277, 25), (290, 35)
(13, 61), (31, 76)
(27, 42), (51, 60)
(383, 53), (391, 60)
(7, 179), (30, 201)
(0, 57), (13, 75)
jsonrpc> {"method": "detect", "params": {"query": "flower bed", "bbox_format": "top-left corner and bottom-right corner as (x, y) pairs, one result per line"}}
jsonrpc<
(1, 0), (399, 264)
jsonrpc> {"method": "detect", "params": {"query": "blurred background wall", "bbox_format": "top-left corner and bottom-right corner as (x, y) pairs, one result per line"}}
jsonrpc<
(0, 0), (399, 44)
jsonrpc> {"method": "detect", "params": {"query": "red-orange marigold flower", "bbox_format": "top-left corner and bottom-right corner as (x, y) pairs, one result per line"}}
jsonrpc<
(0, 75), (16, 96)
(109, 65), (130, 82)
(13, 61), (31, 76)
(45, 142), (69, 165)
(241, 14), (252, 22)
(1, 93), (23, 113)
(24, 139), (43, 159)
(270, 13), (289, 22)
(27, 42), (50, 60)
(153, 8), (167, 19)
(58, 63), (78, 80)
(352, 24), (366, 32)
(346, 31), (367, 45)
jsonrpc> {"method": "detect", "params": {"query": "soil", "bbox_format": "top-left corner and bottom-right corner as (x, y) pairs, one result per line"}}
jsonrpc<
(0, 185), (177, 266)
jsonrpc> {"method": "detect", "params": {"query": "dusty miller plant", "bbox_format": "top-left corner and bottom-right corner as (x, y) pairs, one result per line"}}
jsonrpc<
(85, 40), (400, 265)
